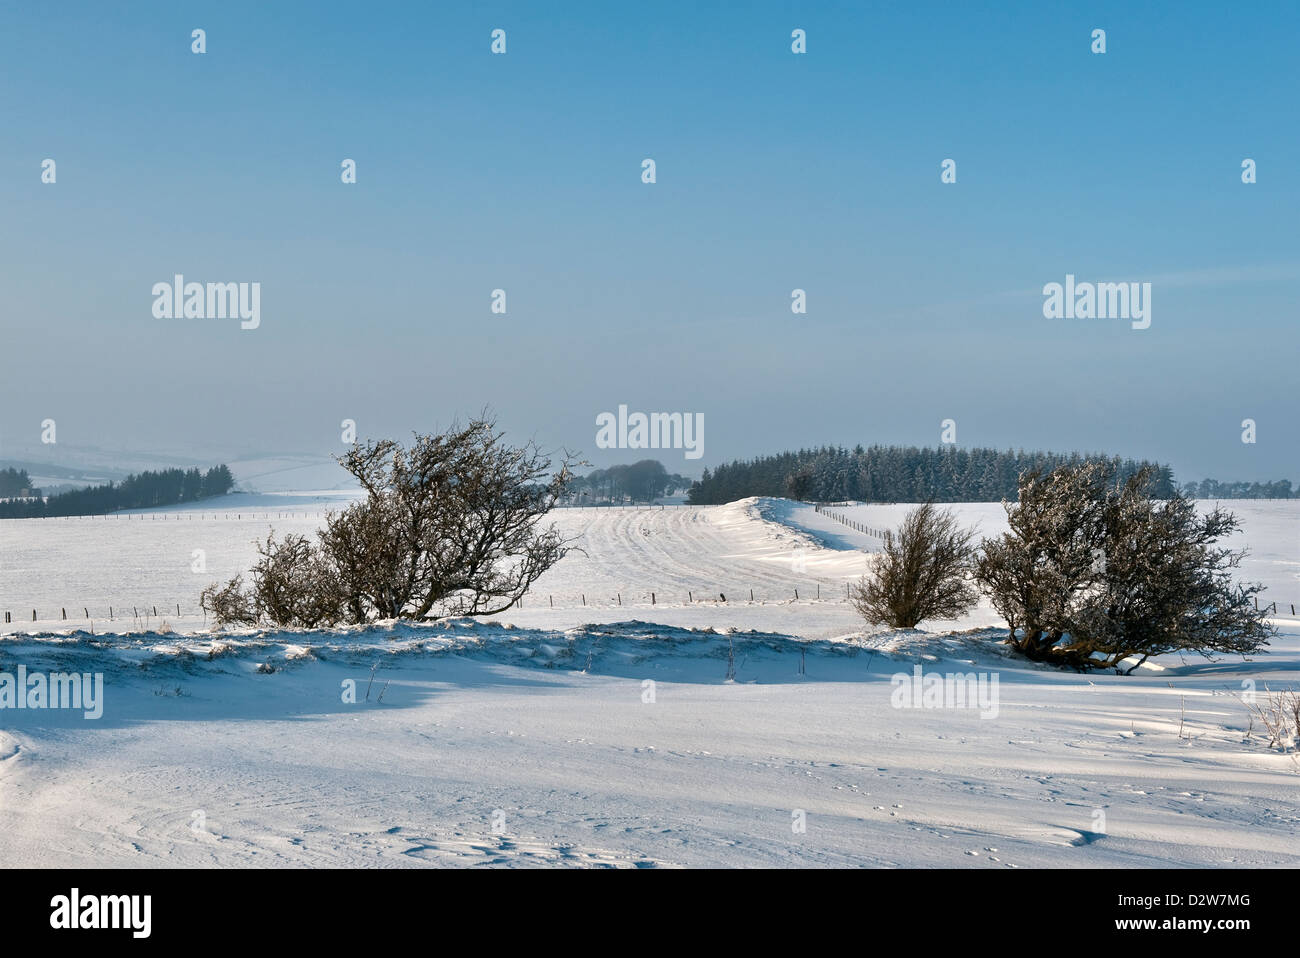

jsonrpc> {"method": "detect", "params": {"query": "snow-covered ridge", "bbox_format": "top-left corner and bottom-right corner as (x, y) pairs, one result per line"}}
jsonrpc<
(0, 617), (1019, 681)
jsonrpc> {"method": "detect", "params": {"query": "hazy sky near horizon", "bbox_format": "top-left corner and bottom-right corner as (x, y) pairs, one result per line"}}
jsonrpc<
(1, 1), (1297, 484)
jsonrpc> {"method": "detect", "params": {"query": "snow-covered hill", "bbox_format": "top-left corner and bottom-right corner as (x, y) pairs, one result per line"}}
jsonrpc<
(0, 496), (1296, 867)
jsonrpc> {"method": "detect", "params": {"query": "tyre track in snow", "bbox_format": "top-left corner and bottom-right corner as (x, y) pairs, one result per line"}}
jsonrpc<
(536, 503), (860, 605)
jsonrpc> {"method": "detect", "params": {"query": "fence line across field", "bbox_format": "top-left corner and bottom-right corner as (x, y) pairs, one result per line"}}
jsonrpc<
(5, 589), (1297, 627)
(30, 512), (333, 521)
(6, 501), (1296, 624)
(1, 583), (850, 625)
(15, 502), (700, 522)
(813, 503), (892, 540)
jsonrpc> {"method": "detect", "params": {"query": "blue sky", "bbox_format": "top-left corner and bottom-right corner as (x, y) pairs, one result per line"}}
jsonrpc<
(1, 1), (1296, 483)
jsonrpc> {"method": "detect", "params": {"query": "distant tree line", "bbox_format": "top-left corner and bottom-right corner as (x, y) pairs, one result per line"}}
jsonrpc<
(564, 459), (692, 504)
(687, 445), (1178, 504)
(0, 468), (37, 498)
(1180, 478), (1297, 500)
(0, 465), (235, 518)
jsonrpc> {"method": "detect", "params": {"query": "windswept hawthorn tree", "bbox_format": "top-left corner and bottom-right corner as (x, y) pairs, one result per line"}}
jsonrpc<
(976, 463), (1274, 672)
(202, 417), (579, 627)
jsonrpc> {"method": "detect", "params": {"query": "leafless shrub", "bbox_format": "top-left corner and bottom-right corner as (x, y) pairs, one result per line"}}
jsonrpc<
(1240, 686), (1300, 753)
(850, 502), (978, 629)
(199, 416), (580, 628)
(199, 574), (258, 628)
(246, 531), (342, 628)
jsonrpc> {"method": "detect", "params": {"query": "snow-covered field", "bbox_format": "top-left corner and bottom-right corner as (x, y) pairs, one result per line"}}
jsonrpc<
(1, 497), (1297, 867)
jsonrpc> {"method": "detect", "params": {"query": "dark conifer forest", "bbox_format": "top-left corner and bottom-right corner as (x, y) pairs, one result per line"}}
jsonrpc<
(0, 465), (235, 518)
(686, 446), (1177, 504)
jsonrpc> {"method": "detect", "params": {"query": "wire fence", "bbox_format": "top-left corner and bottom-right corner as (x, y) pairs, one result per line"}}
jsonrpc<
(7, 587), (1294, 628)
(3, 512), (333, 521)
(6, 583), (1297, 630)
(552, 502), (693, 510)
(813, 503), (891, 539)
(6, 502), (1296, 624)
(4, 603), (191, 626)
(1, 580), (868, 627)
(5, 503), (698, 521)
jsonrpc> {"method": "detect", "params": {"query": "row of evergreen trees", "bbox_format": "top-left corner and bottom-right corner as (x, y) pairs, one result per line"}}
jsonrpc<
(0, 468), (36, 498)
(0, 465), (235, 518)
(1179, 478), (1295, 500)
(686, 446), (1180, 504)
(564, 460), (693, 504)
